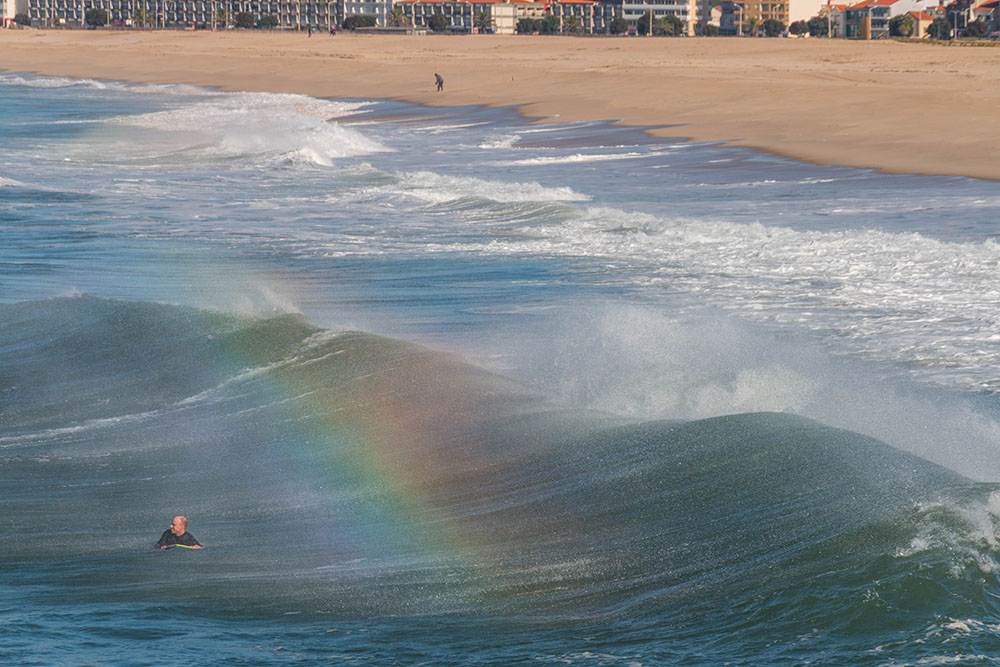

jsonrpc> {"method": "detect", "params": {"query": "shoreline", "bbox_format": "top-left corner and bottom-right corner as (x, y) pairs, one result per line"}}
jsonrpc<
(2, 30), (1000, 181)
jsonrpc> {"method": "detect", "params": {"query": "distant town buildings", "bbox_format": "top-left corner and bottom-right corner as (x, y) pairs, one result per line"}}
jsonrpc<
(18, 0), (699, 32)
(10, 0), (999, 37)
(840, 0), (996, 38)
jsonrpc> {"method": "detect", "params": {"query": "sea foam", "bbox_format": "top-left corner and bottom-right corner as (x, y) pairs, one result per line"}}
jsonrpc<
(389, 170), (590, 204)
(111, 91), (383, 165)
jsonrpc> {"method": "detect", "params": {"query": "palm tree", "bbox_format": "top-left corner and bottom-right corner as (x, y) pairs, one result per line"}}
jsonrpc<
(473, 9), (492, 33)
(135, 6), (147, 27)
(562, 15), (581, 33)
(390, 6), (407, 27)
(889, 13), (914, 36)
(217, 6), (228, 28)
(747, 15), (760, 35)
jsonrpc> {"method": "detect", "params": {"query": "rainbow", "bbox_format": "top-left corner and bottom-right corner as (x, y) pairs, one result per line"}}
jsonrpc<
(211, 319), (506, 572)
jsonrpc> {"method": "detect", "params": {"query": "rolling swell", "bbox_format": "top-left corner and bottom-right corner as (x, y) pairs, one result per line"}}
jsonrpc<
(3, 297), (1000, 657)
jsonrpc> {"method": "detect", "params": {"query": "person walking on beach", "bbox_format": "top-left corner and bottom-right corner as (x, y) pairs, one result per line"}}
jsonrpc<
(154, 515), (203, 549)
(308, 24), (312, 37)
(435, 73), (444, 92)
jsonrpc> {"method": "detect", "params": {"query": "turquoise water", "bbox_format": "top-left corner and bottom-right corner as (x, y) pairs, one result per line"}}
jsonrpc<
(4, 72), (1000, 665)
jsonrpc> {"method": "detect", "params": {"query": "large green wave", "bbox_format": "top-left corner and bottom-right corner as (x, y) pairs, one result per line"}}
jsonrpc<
(3, 297), (999, 660)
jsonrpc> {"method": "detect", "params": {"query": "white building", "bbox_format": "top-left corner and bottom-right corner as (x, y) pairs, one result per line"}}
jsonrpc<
(341, 0), (390, 25)
(25, 0), (388, 27)
(395, 0), (520, 32)
(623, 0), (697, 34)
(3, 0), (29, 25)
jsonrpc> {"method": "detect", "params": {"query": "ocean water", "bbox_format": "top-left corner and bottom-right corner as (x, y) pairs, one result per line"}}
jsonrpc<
(3, 71), (1000, 665)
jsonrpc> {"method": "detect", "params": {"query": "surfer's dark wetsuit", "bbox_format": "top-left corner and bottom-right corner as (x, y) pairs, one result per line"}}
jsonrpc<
(154, 529), (201, 549)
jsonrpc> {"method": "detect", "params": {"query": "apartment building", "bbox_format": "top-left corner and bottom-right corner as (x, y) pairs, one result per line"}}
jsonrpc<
(341, 0), (388, 24)
(27, 0), (385, 26)
(718, 0), (789, 33)
(549, 0), (622, 32)
(395, 0), (522, 32)
(622, 0), (698, 34)
(396, 0), (623, 34)
(3, 0), (29, 24)
(549, 0), (592, 31)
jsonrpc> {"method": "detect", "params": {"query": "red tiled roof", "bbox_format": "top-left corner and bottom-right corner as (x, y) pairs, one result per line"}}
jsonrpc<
(908, 10), (935, 19)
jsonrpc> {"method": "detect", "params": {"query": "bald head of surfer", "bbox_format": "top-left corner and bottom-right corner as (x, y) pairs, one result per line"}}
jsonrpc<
(154, 515), (203, 550)
(170, 516), (187, 536)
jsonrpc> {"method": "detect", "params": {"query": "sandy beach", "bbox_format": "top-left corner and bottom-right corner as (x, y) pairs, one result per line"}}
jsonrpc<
(2, 30), (999, 180)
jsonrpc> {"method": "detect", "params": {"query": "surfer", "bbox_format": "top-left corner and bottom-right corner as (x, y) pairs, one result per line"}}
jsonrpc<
(154, 515), (203, 550)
